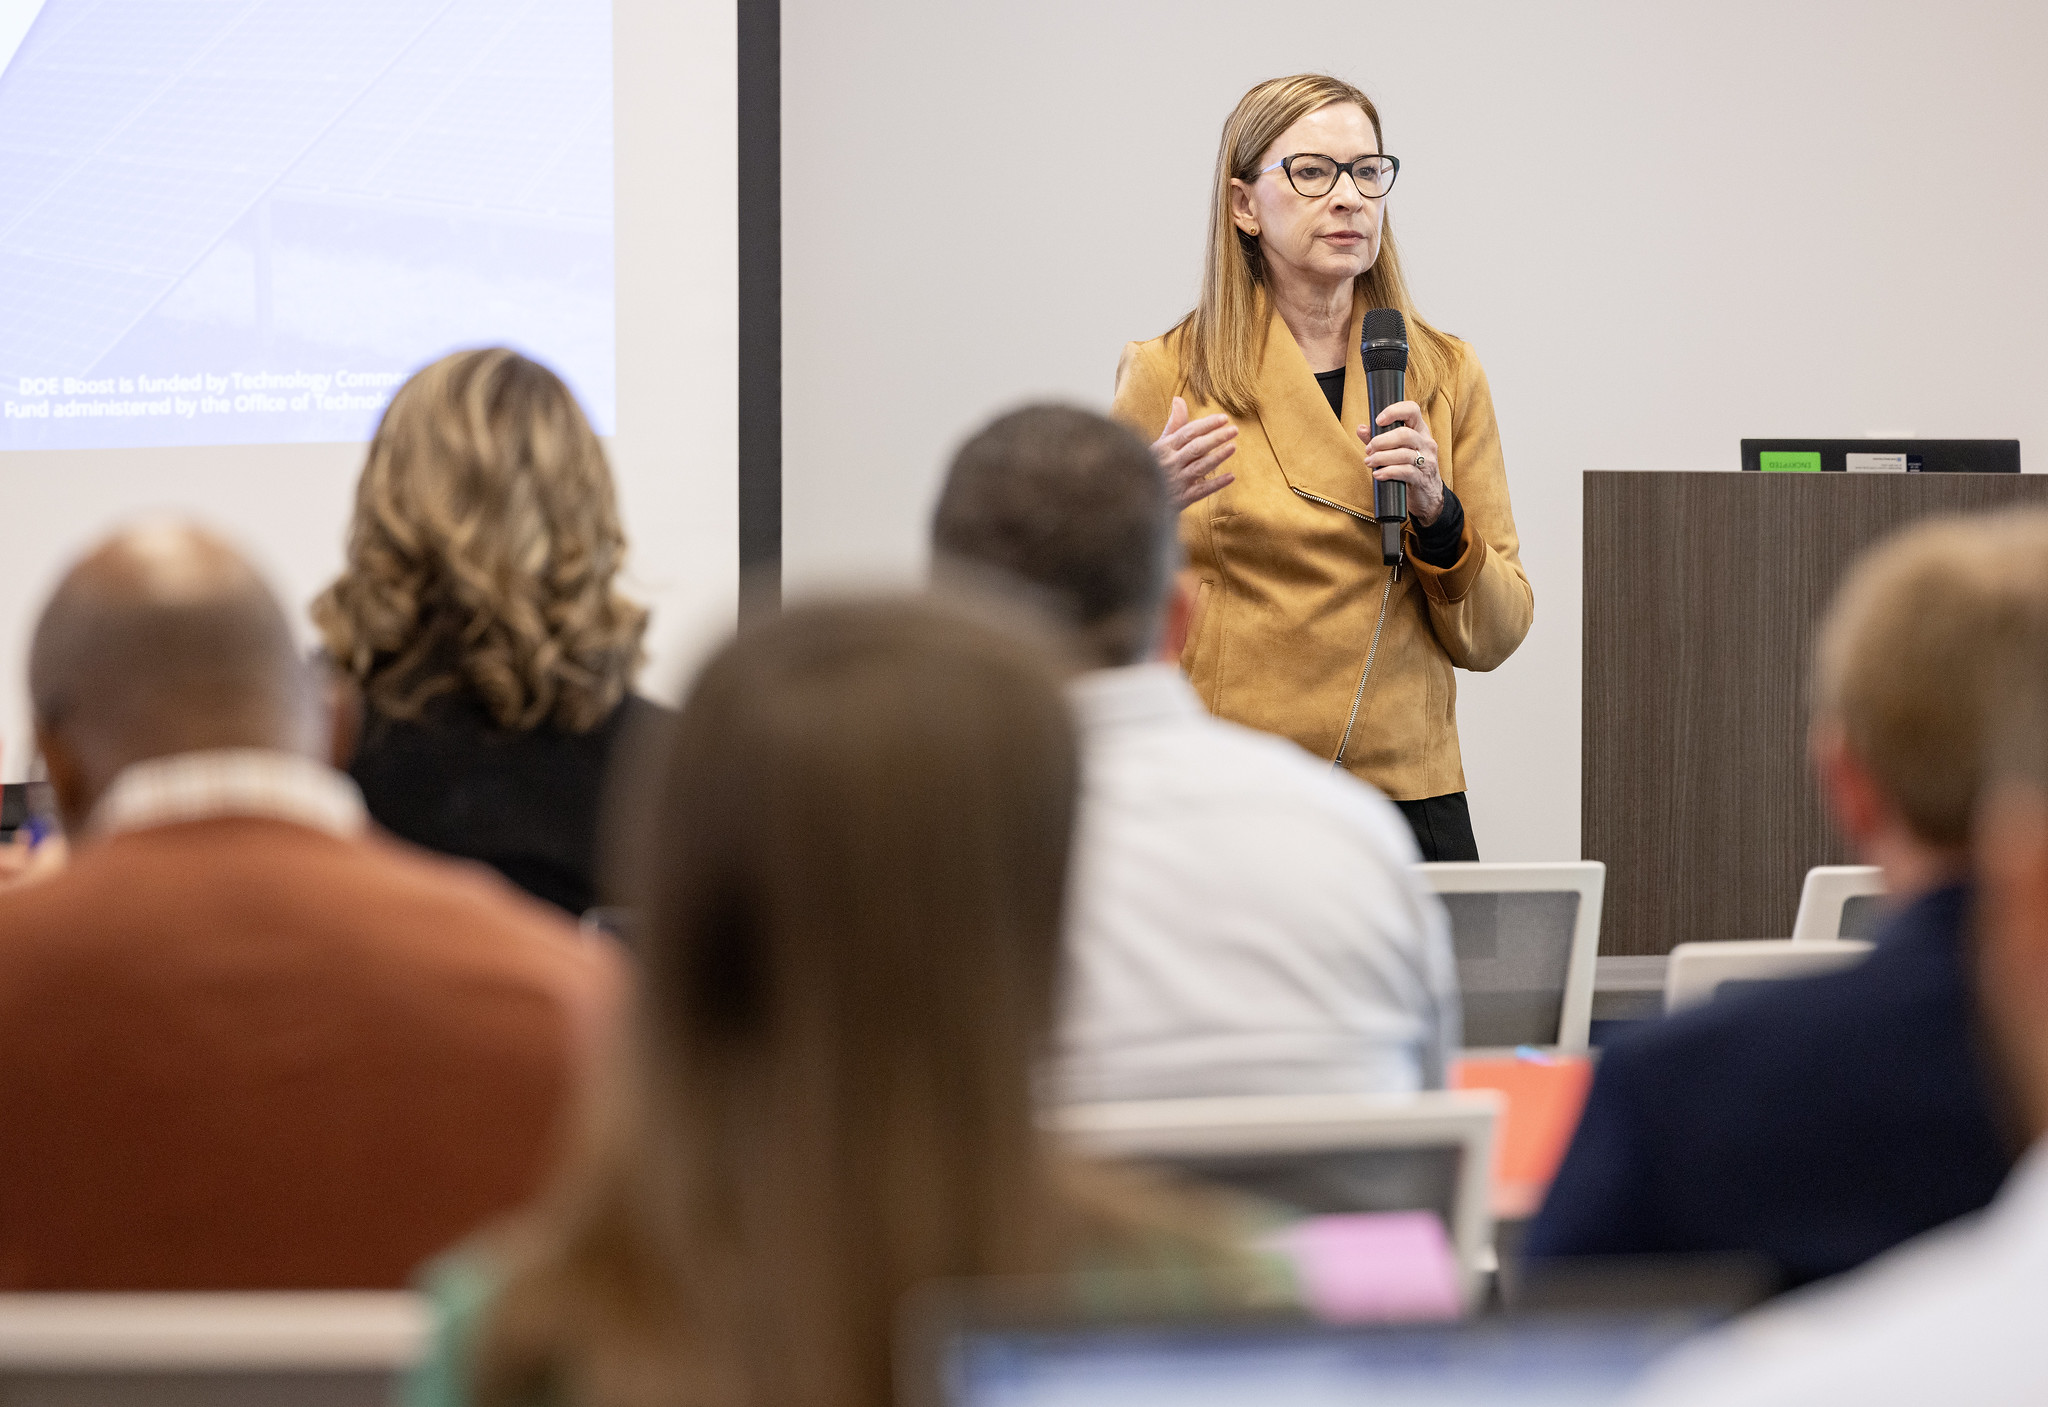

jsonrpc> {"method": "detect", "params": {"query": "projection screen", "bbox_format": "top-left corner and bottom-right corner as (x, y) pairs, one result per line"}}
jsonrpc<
(0, 0), (736, 779)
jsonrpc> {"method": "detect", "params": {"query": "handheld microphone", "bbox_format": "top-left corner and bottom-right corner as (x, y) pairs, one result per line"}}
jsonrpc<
(1362, 307), (1409, 566)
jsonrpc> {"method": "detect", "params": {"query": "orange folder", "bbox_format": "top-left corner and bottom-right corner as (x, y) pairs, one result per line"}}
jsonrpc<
(1451, 1052), (1594, 1220)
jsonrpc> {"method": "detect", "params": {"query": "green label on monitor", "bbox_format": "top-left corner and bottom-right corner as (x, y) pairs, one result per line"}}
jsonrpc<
(1760, 451), (1822, 472)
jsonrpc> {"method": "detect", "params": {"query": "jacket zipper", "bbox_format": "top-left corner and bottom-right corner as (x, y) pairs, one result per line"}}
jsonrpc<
(1286, 486), (1400, 769)
(1289, 485), (1375, 522)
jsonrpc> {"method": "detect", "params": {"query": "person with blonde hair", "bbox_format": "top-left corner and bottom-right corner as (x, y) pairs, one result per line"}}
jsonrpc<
(1112, 74), (1532, 861)
(1626, 518), (2048, 1404)
(1527, 512), (2048, 1290)
(315, 348), (655, 917)
(405, 597), (1281, 1407)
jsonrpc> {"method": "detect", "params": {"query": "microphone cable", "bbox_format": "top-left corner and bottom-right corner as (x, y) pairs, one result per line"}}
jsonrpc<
(1331, 560), (1398, 771)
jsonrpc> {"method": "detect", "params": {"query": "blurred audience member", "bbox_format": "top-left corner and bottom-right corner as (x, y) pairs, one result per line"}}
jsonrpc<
(315, 348), (657, 916)
(0, 834), (31, 885)
(0, 769), (66, 889)
(1631, 518), (2048, 1404)
(409, 597), (1280, 1407)
(931, 404), (1456, 1101)
(0, 522), (617, 1288)
(1529, 513), (2048, 1289)
(0, 832), (64, 890)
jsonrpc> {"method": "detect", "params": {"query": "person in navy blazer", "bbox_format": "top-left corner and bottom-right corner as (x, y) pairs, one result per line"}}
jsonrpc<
(1526, 514), (2048, 1290)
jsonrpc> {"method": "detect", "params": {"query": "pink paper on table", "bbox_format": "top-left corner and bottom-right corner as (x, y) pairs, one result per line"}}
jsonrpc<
(1268, 1211), (1462, 1323)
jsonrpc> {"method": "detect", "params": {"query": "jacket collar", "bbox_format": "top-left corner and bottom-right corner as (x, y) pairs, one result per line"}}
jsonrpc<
(1256, 296), (1378, 521)
(1869, 882), (1970, 956)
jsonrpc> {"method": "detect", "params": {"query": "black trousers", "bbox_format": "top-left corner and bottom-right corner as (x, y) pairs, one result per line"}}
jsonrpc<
(1393, 792), (1479, 863)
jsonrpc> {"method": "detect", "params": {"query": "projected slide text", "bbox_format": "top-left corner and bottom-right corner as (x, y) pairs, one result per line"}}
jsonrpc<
(0, 0), (615, 452)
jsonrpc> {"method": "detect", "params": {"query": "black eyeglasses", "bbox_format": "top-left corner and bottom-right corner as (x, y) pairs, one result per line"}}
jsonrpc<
(1258, 152), (1400, 199)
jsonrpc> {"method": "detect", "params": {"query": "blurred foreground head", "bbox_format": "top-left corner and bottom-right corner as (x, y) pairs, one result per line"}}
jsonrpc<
(1811, 511), (2048, 894)
(1971, 533), (2048, 1141)
(478, 594), (1084, 1407)
(29, 520), (315, 833)
(314, 347), (646, 734)
(932, 404), (1176, 668)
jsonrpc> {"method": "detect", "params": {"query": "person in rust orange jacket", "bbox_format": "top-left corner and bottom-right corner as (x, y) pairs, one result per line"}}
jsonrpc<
(0, 520), (619, 1289)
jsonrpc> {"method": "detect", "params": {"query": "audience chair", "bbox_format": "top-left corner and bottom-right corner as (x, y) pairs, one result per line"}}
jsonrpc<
(1416, 862), (1604, 1051)
(1056, 1091), (1500, 1302)
(0, 1292), (425, 1407)
(1663, 939), (1874, 1015)
(1789, 865), (1887, 943)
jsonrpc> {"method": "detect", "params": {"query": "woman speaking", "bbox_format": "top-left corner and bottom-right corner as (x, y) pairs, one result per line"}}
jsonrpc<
(1112, 73), (1533, 862)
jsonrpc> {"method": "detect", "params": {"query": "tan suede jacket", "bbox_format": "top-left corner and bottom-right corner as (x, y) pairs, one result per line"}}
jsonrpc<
(1112, 303), (1534, 800)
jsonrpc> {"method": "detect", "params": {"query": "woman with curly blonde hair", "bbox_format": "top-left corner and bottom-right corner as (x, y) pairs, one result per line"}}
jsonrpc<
(315, 348), (656, 916)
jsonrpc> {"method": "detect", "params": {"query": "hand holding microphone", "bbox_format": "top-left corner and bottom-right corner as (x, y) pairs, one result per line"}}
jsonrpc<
(1357, 309), (1443, 565)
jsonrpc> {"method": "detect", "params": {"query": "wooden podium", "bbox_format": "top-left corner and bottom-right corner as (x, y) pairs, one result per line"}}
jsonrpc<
(1583, 470), (2048, 956)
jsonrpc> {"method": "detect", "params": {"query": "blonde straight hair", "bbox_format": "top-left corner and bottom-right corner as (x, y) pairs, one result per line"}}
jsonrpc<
(1176, 74), (1455, 418)
(1812, 510), (2048, 848)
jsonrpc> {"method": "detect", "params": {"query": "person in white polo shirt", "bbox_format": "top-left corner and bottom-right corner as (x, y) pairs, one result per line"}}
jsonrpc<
(931, 404), (1458, 1103)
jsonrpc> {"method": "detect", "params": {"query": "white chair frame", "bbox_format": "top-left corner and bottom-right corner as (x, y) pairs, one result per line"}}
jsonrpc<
(0, 1292), (424, 1401)
(1664, 939), (1873, 1014)
(1056, 1091), (1500, 1305)
(1415, 861), (1605, 1051)
(1790, 865), (1886, 943)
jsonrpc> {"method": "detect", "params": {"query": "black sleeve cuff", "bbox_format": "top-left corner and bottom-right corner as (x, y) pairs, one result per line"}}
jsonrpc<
(1411, 488), (1465, 568)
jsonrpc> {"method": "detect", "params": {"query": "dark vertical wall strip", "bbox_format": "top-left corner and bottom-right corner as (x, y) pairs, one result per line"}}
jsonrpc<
(737, 0), (782, 610)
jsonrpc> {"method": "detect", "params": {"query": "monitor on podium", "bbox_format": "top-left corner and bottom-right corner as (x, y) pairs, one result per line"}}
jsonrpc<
(1740, 438), (2020, 474)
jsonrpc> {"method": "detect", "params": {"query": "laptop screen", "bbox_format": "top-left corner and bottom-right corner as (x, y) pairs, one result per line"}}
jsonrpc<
(943, 1315), (1710, 1407)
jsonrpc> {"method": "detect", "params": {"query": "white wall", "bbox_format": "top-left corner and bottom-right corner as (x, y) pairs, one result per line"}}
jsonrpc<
(781, 0), (2048, 861)
(0, 0), (738, 780)
(609, 0), (739, 690)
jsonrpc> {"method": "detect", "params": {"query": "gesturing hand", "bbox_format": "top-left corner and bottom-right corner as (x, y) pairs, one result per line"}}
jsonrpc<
(1151, 397), (1237, 511)
(1360, 400), (1444, 526)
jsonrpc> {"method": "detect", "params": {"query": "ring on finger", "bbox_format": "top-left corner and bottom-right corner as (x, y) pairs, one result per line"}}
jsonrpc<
(1413, 454), (1424, 472)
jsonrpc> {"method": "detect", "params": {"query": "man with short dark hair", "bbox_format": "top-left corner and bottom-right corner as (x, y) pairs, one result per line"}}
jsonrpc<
(0, 521), (617, 1289)
(934, 405), (1458, 1102)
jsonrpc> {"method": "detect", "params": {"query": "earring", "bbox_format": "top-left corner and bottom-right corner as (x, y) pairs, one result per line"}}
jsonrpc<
(1246, 225), (1260, 237)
